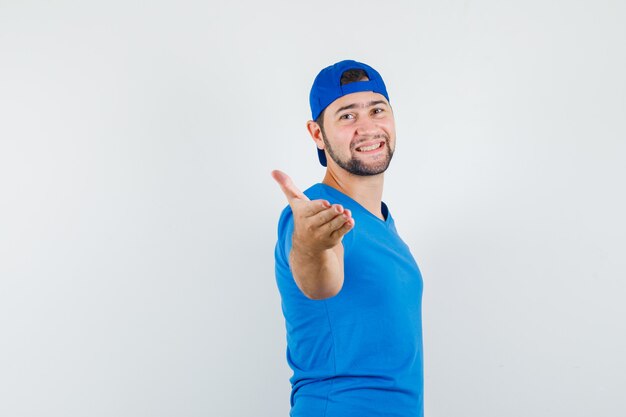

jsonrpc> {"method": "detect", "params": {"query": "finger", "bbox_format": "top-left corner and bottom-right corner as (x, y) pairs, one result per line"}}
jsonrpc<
(271, 170), (310, 203)
(324, 209), (353, 234)
(309, 204), (347, 225)
(297, 199), (332, 217)
(330, 217), (355, 240)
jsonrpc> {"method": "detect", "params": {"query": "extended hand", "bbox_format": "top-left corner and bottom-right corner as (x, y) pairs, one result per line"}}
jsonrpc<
(271, 170), (355, 252)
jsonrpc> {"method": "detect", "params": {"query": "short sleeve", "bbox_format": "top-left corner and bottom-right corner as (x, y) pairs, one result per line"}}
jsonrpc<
(276, 206), (295, 269)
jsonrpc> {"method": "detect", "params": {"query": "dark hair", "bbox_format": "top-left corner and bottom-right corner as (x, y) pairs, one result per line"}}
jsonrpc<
(315, 68), (369, 130)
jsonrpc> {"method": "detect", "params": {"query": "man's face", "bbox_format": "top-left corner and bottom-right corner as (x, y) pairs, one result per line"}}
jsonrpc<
(318, 91), (396, 176)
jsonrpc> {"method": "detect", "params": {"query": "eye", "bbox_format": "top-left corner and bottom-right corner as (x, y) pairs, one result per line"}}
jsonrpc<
(339, 113), (354, 120)
(372, 107), (384, 115)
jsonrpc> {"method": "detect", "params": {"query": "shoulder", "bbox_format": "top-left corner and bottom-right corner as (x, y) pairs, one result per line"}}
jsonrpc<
(302, 183), (329, 201)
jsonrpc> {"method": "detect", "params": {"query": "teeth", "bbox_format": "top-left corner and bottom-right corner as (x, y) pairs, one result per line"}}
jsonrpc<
(358, 143), (382, 152)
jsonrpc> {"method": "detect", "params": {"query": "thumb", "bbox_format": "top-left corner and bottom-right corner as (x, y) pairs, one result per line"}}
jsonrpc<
(271, 170), (310, 203)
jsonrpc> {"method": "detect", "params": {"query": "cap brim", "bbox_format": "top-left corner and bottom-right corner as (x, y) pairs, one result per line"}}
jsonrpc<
(317, 148), (327, 167)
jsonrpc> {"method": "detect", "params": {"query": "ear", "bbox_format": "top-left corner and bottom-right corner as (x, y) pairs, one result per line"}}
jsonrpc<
(306, 120), (325, 151)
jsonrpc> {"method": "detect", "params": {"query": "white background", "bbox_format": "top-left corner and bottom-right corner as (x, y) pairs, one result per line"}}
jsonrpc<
(1, 1), (625, 416)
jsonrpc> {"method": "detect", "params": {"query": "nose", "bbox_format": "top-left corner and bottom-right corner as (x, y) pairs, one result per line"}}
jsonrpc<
(355, 115), (378, 136)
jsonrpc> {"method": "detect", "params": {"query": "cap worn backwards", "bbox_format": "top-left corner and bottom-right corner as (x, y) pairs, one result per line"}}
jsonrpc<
(309, 59), (390, 167)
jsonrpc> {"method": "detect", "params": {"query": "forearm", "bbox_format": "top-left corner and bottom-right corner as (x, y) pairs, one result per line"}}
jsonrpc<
(289, 241), (344, 300)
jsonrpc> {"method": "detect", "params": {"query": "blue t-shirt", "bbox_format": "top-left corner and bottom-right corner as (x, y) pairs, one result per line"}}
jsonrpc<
(274, 183), (424, 417)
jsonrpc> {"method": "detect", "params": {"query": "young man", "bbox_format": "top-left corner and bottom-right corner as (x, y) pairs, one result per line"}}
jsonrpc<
(272, 60), (424, 416)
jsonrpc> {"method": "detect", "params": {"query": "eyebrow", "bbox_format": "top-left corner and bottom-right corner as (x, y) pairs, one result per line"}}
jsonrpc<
(334, 100), (388, 116)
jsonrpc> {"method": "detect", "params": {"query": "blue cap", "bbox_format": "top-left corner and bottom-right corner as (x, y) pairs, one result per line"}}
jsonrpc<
(309, 60), (390, 166)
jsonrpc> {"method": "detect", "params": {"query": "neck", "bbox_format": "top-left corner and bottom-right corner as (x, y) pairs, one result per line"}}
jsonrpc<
(322, 167), (385, 220)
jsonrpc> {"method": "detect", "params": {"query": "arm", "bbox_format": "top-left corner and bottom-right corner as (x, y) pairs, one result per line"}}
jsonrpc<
(272, 170), (354, 300)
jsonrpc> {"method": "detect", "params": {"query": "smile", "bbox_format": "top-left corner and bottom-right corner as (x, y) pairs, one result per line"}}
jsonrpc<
(356, 141), (385, 152)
